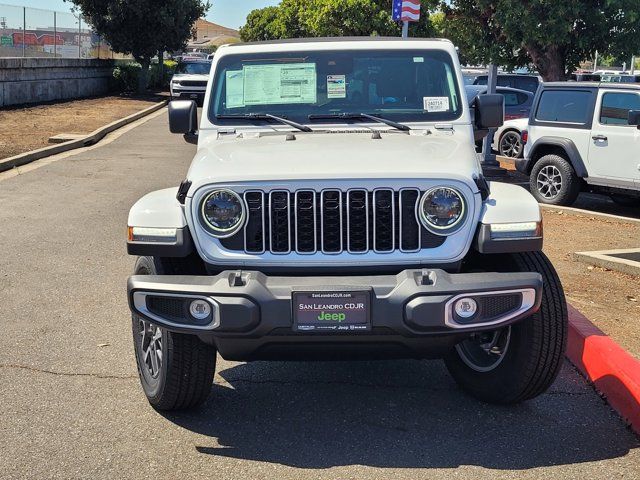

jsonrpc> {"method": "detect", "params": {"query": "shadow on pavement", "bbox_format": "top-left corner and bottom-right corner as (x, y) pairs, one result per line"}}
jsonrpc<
(570, 193), (640, 220)
(163, 359), (639, 470)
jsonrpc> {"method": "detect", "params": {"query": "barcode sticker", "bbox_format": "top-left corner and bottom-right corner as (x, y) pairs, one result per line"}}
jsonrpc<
(423, 97), (450, 112)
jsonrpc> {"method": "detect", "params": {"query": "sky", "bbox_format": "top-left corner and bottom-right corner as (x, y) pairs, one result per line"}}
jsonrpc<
(3, 0), (281, 29)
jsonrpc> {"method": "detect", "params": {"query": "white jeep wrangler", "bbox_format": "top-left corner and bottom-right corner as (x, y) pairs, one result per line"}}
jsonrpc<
(519, 82), (640, 206)
(126, 38), (567, 411)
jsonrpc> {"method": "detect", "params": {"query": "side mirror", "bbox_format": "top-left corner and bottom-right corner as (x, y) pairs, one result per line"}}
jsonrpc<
(628, 110), (640, 129)
(475, 94), (504, 129)
(168, 100), (198, 141)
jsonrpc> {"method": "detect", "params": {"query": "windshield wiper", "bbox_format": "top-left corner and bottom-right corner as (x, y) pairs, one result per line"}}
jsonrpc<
(308, 113), (410, 131)
(216, 113), (312, 132)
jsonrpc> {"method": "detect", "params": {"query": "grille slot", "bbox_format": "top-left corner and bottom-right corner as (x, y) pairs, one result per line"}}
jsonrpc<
(399, 189), (421, 252)
(269, 191), (291, 253)
(347, 189), (369, 253)
(321, 190), (343, 253)
(236, 188), (447, 255)
(295, 190), (317, 253)
(244, 191), (265, 253)
(373, 189), (395, 252)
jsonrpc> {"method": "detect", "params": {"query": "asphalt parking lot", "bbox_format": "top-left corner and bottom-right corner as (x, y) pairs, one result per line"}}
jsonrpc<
(1, 110), (638, 479)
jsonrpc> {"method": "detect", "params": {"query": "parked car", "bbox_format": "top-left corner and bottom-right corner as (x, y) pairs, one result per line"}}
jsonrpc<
(466, 86), (533, 148)
(126, 38), (567, 411)
(169, 60), (212, 106)
(492, 117), (529, 158)
(519, 82), (640, 206)
(473, 74), (541, 94)
(466, 85), (534, 120)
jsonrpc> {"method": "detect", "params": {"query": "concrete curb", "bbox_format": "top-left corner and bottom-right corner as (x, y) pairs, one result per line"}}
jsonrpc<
(0, 99), (168, 173)
(540, 204), (640, 225)
(574, 248), (640, 277)
(566, 304), (640, 435)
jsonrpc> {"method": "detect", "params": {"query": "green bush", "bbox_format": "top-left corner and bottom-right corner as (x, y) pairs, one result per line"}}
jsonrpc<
(111, 59), (176, 92)
(111, 62), (141, 92)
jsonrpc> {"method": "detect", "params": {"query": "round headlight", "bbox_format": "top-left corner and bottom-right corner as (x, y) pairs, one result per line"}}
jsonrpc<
(418, 187), (466, 234)
(200, 189), (245, 237)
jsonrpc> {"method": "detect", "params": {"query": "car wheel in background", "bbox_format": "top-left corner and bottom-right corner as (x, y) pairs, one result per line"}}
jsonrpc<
(529, 154), (581, 206)
(498, 130), (523, 158)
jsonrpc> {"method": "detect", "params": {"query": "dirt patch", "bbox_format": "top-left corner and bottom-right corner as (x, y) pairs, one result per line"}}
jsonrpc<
(542, 208), (640, 359)
(0, 95), (163, 159)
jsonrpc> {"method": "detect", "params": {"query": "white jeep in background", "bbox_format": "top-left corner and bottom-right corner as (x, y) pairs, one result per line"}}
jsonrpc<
(126, 38), (567, 411)
(519, 82), (640, 206)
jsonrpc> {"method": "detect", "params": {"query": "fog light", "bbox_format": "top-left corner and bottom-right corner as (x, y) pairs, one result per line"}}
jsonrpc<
(189, 299), (211, 320)
(454, 297), (477, 319)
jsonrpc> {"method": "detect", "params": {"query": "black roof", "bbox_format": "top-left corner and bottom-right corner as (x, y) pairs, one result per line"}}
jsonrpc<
(543, 81), (640, 90)
(224, 36), (452, 47)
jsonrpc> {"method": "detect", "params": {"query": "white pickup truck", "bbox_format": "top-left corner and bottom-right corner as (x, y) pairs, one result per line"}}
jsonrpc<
(126, 38), (567, 411)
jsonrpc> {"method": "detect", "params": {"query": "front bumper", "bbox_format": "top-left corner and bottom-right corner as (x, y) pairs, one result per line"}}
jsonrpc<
(127, 269), (542, 360)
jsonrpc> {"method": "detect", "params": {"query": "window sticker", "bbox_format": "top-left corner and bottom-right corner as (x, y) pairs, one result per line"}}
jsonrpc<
(242, 63), (317, 105)
(225, 70), (244, 108)
(327, 75), (346, 98)
(423, 96), (450, 112)
(413, 57), (424, 63)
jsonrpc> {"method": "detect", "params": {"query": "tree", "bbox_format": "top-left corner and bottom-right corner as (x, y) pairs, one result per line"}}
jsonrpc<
(441, 0), (640, 81)
(70, 0), (210, 91)
(240, 0), (438, 42)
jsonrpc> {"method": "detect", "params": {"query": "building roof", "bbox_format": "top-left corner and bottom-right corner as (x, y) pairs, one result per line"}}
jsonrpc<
(193, 19), (239, 41)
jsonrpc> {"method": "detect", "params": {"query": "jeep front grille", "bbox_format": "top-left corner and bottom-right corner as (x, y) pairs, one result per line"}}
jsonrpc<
(222, 189), (446, 254)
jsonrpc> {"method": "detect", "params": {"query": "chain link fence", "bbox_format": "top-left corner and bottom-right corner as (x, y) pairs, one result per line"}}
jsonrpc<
(0, 3), (129, 59)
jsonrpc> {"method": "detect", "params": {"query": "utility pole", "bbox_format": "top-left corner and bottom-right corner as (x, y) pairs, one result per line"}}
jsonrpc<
(22, 7), (25, 58)
(53, 11), (56, 58)
(481, 63), (501, 173)
(402, 21), (408, 39)
(593, 51), (599, 72)
(631, 56), (636, 75)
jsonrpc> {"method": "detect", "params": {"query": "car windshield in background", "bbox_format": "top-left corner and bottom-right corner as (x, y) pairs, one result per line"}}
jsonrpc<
(210, 49), (463, 124)
(176, 62), (211, 75)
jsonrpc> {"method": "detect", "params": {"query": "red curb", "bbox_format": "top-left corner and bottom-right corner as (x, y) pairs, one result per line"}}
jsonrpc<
(566, 304), (640, 434)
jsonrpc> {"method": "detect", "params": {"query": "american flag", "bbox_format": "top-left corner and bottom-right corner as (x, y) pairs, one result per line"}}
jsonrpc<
(392, 0), (421, 22)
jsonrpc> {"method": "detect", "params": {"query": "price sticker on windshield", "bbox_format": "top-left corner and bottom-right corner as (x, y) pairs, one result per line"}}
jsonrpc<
(423, 97), (450, 112)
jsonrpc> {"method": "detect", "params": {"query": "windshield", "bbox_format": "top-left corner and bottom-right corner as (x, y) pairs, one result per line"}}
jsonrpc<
(176, 62), (211, 75)
(209, 49), (463, 125)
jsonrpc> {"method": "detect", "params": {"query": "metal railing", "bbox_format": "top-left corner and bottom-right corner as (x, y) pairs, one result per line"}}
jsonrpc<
(0, 3), (126, 59)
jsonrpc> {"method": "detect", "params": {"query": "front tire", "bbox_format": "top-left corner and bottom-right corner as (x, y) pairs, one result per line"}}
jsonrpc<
(132, 256), (217, 411)
(530, 154), (581, 205)
(445, 251), (568, 404)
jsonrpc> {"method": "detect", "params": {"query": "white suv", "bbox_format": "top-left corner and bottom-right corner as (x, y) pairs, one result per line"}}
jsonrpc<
(126, 38), (567, 411)
(519, 82), (640, 206)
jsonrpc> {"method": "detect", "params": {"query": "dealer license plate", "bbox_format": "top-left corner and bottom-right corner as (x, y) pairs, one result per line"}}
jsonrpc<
(292, 290), (371, 332)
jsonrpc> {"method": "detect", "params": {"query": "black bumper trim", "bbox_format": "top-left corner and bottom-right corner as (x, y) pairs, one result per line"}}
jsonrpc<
(127, 269), (543, 359)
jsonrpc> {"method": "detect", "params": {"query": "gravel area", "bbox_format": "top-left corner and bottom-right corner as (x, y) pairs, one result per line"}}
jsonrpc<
(0, 94), (164, 159)
(542, 208), (640, 358)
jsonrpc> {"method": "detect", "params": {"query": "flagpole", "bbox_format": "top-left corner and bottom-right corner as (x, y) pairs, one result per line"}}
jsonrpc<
(402, 20), (408, 39)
